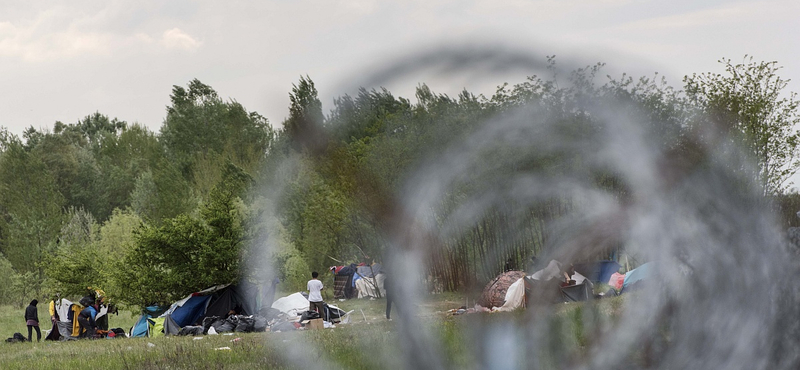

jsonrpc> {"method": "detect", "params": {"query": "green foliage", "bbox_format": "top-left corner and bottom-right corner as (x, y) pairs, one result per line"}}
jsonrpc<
(120, 164), (251, 306)
(0, 134), (64, 292)
(160, 79), (274, 189)
(684, 56), (800, 194)
(283, 76), (325, 153)
(130, 158), (196, 224)
(0, 256), (30, 307)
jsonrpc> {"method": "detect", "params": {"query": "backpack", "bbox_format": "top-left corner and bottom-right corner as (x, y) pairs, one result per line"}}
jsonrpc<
(300, 310), (320, 322)
(5, 333), (26, 343)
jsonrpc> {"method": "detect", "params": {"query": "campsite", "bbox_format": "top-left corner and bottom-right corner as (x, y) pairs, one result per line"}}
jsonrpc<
(1, 4), (799, 366)
(0, 256), (641, 369)
(0, 290), (628, 369)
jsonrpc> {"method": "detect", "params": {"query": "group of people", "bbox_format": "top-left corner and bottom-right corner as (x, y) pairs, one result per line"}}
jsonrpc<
(306, 270), (397, 321)
(22, 294), (101, 342)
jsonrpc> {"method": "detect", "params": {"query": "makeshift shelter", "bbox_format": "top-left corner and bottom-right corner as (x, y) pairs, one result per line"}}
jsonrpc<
(525, 260), (594, 306)
(479, 271), (527, 308)
(622, 263), (651, 292)
(333, 264), (358, 299)
(205, 283), (259, 317)
(271, 292), (310, 317)
(166, 295), (213, 327)
(560, 281), (593, 302)
(355, 273), (386, 298)
(271, 292), (348, 323)
(131, 305), (167, 337)
(574, 261), (622, 284)
(492, 277), (527, 312)
(150, 315), (181, 337)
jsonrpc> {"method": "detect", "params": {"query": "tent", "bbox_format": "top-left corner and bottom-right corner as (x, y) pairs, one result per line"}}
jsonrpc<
(206, 283), (259, 317)
(560, 282), (593, 302)
(479, 271), (527, 308)
(150, 315), (181, 337)
(131, 305), (167, 337)
(132, 283), (273, 337)
(168, 295), (212, 327)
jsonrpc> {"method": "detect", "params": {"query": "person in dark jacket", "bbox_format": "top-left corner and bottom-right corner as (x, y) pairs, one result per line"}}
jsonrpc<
(77, 304), (98, 339)
(24, 300), (41, 342)
(385, 277), (397, 320)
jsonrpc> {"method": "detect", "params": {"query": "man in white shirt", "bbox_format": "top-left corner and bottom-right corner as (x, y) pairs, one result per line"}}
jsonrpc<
(307, 271), (324, 314)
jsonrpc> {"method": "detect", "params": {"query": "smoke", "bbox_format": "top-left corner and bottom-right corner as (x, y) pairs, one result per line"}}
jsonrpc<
(250, 45), (800, 369)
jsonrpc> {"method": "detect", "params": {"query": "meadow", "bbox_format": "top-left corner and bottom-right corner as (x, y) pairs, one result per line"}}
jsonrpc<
(0, 293), (626, 369)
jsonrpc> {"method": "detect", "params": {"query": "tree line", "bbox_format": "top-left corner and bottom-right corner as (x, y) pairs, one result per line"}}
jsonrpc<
(0, 56), (797, 308)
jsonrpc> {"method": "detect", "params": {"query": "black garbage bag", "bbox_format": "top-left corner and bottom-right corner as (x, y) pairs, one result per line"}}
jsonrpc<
(235, 316), (255, 332)
(271, 321), (297, 332)
(178, 326), (204, 336)
(258, 307), (281, 321)
(299, 310), (320, 322)
(253, 316), (268, 332)
(202, 316), (221, 334)
(216, 316), (236, 333)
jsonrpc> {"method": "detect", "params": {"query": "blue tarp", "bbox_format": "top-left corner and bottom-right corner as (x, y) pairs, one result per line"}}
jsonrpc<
(623, 263), (651, 289)
(170, 295), (212, 327)
(597, 261), (622, 284)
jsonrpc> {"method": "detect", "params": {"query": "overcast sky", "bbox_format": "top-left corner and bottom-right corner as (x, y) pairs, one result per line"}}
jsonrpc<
(1, 0), (798, 137)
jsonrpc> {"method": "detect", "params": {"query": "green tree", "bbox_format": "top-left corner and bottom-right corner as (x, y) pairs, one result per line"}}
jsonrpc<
(160, 79), (274, 193)
(120, 163), (251, 306)
(283, 76), (325, 154)
(0, 134), (65, 294)
(684, 56), (800, 195)
(43, 208), (101, 298)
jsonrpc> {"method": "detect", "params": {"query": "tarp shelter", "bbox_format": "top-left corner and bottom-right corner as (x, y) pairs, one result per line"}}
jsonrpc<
(479, 271), (527, 308)
(525, 260), (594, 306)
(491, 277), (526, 312)
(530, 260), (563, 281)
(271, 292), (310, 316)
(159, 284), (260, 328)
(271, 292), (348, 323)
(333, 264), (358, 299)
(622, 263), (651, 291)
(560, 282), (592, 302)
(355, 273), (386, 299)
(132, 283), (269, 337)
(168, 295), (212, 327)
(205, 283), (259, 317)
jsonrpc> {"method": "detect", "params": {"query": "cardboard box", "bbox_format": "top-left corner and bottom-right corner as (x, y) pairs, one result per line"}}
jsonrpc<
(307, 318), (323, 330)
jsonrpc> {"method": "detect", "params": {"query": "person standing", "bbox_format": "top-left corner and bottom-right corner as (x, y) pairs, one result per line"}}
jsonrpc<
(77, 304), (98, 339)
(307, 271), (324, 314)
(25, 300), (41, 342)
(385, 277), (394, 320)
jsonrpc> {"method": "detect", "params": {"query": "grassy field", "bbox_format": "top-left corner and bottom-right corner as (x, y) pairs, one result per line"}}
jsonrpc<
(0, 293), (626, 369)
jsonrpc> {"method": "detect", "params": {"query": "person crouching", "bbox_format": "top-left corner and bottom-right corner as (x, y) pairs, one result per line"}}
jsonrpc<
(77, 304), (98, 339)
